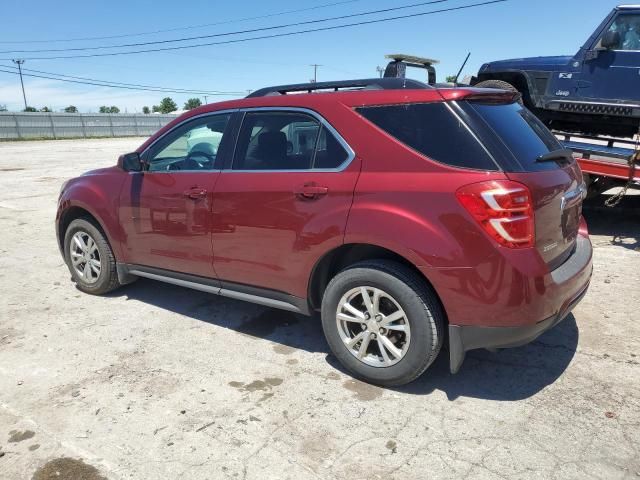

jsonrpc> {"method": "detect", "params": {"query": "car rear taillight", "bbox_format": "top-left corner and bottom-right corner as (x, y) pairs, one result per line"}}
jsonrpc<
(456, 180), (534, 249)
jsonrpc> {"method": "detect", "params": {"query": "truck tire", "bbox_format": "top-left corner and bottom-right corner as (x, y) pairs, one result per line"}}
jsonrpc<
(321, 260), (444, 386)
(475, 79), (524, 105)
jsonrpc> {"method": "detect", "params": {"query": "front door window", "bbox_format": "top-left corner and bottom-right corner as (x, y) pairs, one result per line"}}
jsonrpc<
(147, 114), (231, 171)
(606, 14), (640, 51)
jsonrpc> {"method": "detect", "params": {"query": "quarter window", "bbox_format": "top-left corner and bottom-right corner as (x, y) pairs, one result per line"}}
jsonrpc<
(146, 113), (231, 172)
(357, 103), (498, 170)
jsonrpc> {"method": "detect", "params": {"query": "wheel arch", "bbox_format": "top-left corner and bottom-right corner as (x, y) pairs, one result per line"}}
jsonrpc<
(57, 202), (118, 260)
(476, 70), (538, 108)
(307, 243), (446, 318)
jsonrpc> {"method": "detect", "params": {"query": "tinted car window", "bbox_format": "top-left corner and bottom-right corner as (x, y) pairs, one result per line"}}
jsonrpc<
(147, 113), (231, 172)
(357, 103), (498, 170)
(464, 102), (565, 171)
(313, 126), (350, 169)
(233, 112), (321, 170)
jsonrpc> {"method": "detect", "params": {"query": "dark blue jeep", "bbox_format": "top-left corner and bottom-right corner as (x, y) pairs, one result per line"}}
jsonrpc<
(472, 5), (640, 138)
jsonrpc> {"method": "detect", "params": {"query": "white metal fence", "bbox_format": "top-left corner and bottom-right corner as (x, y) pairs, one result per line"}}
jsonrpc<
(0, 112), (177, 140)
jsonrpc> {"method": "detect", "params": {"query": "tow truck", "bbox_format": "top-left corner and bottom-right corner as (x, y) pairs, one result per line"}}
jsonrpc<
(466, 5), (640, 205)
(382, 49), (640, 205)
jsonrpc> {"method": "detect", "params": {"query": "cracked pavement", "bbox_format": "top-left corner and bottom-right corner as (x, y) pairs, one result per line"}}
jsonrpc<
(0, 138), (639, 479)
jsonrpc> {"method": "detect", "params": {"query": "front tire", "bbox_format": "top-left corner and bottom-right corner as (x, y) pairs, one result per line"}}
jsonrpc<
(63, 218), (120, 295)
(321, 260), (444, 386)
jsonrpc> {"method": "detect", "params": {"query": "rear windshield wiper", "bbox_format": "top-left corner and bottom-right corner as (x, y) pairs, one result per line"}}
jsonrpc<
(536, 148), (574, 163)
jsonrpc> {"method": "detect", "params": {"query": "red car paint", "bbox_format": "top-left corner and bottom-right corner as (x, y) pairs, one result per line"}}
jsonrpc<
(57, 87), (592, 336)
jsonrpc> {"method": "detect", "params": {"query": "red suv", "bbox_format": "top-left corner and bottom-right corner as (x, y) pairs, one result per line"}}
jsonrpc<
(56, 78), (592, 386)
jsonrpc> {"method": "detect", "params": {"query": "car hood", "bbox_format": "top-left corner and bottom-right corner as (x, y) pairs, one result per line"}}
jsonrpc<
(81, 166), (120, 177)
(481, 55), (574, 73)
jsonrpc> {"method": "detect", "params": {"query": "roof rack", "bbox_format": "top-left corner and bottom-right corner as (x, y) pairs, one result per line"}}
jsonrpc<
(383, 54), (439, 85)
(246, 77), (430, 98)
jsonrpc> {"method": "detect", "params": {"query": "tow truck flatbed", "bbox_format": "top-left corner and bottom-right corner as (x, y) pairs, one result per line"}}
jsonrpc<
(557, 132), (639, 183)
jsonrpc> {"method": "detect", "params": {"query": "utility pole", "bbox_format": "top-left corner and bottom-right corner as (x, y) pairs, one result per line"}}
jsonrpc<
(376, 66), (385, 78)
(12, 59), (27, 110)
(203, 95), (208, 104)
(310, 64), (322, 83)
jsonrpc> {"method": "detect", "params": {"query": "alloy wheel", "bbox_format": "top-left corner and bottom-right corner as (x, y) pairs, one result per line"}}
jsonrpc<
(335, 286), (411, 367)
(69, 231), (101, 284)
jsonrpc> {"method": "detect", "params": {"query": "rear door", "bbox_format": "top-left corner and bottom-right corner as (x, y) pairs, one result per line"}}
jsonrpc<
(460, 101), (585, 268)
(211, 108), (359, 298)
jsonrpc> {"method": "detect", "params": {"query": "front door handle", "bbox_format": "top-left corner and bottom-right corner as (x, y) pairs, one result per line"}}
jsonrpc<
(183, 187), (208, 200)
(294, 183), (329, 199)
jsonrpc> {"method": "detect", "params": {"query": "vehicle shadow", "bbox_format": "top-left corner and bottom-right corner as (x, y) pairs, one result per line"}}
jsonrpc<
(110, 279), (329, 354)
(111, 279), (579, 402)
(389, 315), (579, 401)
(583, 192), (640, 251)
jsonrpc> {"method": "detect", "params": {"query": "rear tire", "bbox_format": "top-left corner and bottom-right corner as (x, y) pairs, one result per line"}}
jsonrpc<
(475, 79), (524, 105)
(321, 260), (444, 386)
(63, 218), (121, 295)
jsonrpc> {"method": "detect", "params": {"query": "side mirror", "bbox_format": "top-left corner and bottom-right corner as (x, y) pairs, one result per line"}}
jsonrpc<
(601, 30), (620, 50)
(118, 152), (143, 172)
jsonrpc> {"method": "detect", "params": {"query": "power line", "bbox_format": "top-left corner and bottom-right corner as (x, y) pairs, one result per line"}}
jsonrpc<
(0, 63), (242, 95)
(0, 0), (510, 61)
(0, 0), (450, 54)
(0, 1), (363, 44)
(0, 68), (244, 96)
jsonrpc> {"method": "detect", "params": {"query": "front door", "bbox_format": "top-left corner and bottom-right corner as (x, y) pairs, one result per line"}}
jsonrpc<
(119, 112), (233, 277)
(211, 109), (360, 298)
(581, 12), (640, 103)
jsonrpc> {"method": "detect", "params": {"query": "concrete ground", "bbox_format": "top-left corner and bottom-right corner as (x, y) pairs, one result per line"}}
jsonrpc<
(0, 138), (638, 480)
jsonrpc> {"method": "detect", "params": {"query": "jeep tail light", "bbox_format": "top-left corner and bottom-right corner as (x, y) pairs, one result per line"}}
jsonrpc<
(456, 180), (534, 249)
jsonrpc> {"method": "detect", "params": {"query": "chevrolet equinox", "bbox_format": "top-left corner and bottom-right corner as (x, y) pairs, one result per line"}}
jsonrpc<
(56, 78), (593, 386)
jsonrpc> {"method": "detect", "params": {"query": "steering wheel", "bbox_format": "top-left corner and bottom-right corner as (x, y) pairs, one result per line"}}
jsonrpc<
(187, 150), (215, 163)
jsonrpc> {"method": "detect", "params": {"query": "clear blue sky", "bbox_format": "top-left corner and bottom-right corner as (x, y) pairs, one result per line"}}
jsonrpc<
(0, 0), (625, 112)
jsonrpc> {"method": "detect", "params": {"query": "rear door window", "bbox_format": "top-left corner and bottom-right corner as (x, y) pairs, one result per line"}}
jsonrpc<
(356, 103), (498, 170)
(232, 110), (351, 170)
(233, 112), (320, 170)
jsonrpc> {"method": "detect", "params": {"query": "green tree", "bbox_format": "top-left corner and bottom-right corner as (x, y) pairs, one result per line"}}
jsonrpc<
(64, 105), (78, 113)
(151, 105), (160, 113)
(142, 106), (150, 114)
(446, 75), (457, 83)
(23, 106), (37, 112)
(0, 104), (7, 112)
(158, 97), (177, 114)
(184, 98), (202, 110)
(40, 106), (52, 112)
(99, 105), (120, 113)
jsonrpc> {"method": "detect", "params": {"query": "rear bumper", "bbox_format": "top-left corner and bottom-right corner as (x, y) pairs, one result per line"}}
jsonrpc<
(448, 280), (589, 373)
(442, 233), (593, 373)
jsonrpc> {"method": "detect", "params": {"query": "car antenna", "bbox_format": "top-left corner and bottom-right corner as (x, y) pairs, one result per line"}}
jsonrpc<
(453, 52), (471, 85)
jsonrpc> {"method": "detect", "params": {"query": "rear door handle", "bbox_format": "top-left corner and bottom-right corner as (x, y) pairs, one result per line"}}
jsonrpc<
(183, 187), (208, 200)
(294, 184), (329, 199)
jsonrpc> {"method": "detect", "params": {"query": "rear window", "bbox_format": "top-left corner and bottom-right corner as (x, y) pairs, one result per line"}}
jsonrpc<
(463, 102), (565, 171)
(356, 103), (498, 170)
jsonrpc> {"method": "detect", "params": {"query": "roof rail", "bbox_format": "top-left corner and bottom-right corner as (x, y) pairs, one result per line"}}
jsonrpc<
(246, 78), (430, 98)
